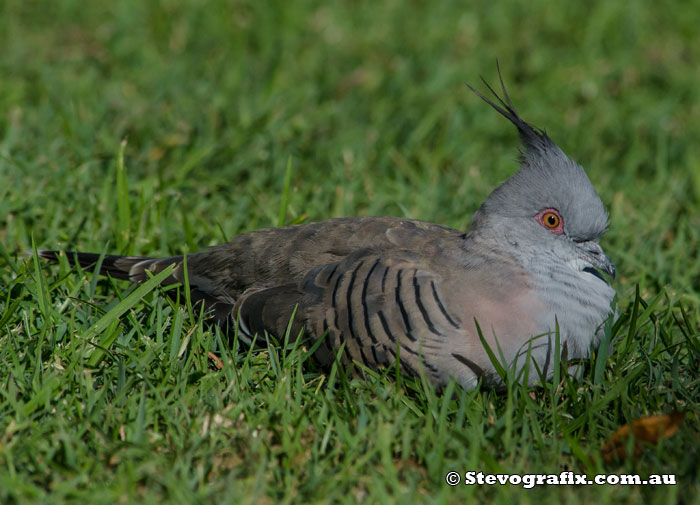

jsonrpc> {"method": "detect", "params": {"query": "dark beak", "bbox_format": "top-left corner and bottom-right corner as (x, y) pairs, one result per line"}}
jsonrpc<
(578, 241), (615, 281)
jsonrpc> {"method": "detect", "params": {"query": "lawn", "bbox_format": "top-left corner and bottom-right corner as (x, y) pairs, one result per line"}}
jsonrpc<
(1, 0), (699, 503)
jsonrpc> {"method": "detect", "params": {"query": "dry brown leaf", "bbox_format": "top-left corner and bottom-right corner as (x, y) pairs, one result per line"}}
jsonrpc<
(602, 411), (684, 463)
(207, 351), (224, 370)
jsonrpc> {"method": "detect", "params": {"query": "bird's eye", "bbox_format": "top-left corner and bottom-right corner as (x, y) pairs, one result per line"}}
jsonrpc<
(535, 208), (564, 234)
(543, 212), (559, 229)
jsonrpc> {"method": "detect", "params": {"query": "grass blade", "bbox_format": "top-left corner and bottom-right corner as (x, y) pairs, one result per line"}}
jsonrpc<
(116, 139), (131, 253)
(84, 265), (174, 366)
(277, 156), (293, 227)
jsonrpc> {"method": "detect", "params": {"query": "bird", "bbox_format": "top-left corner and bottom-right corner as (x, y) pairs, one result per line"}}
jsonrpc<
(39, 68), (616, 390)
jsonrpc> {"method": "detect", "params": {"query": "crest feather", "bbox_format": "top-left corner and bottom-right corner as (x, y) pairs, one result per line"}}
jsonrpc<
(465, 62), (556, 156)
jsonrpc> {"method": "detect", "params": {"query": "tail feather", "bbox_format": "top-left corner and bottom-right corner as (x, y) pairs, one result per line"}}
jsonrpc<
(37, 250), (153, 280)
(37, 250), (236, 325)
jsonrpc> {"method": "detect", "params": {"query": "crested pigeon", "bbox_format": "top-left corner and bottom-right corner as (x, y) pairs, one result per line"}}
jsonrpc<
(39, 71), (616, 390)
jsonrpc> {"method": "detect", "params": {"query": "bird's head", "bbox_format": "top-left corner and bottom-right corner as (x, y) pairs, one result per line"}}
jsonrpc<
(468, 67), (615, 284)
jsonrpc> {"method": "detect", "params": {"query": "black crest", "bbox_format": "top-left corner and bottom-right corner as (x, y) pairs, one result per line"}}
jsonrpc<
(466, 62), (555, 155)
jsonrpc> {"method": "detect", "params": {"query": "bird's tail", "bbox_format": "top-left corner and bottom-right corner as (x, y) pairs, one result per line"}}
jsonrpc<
(37, 250), (172, 283)
(38, 250), (237, 324)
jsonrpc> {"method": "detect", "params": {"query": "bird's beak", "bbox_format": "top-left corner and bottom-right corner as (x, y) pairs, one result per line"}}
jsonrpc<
(577, 240), (616, 281)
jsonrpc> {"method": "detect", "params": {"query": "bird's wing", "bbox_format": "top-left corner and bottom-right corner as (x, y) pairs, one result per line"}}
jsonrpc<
(233, 244), (508, 389)
(183, 216), (465, 298)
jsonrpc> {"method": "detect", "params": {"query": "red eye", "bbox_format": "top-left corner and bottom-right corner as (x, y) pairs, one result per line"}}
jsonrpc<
(535, 208), (564, 234)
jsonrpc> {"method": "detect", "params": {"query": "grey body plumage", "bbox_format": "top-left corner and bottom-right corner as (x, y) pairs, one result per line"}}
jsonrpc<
(39, 69), (616, 390)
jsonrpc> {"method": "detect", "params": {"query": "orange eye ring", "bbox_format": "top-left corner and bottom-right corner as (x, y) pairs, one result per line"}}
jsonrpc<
(542, 212), (560, 229)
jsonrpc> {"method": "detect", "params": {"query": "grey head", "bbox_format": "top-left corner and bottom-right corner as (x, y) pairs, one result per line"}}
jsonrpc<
(466, 67), (615, 280)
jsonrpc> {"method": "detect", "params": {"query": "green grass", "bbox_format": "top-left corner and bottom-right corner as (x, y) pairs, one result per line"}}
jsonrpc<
(1, 0), (699, 503)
